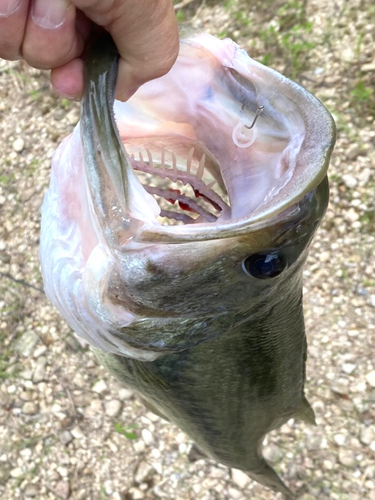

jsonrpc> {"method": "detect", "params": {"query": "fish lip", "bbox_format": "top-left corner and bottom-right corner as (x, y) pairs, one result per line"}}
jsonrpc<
(134, 150), (333, 244)
(123, 39), (336, 243)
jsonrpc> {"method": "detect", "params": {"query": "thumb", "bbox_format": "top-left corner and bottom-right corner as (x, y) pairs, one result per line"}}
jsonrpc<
(84, 0), (179, 101)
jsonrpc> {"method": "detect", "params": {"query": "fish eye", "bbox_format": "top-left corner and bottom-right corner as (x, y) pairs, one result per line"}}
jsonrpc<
(242, 252), (287, 279)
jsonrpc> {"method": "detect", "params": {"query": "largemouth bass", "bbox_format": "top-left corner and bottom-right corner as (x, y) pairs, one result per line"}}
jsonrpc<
(40, 33), (335, 498)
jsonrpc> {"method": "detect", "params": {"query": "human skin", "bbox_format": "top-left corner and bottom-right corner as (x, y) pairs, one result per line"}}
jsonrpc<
(0, 0), (179, 100)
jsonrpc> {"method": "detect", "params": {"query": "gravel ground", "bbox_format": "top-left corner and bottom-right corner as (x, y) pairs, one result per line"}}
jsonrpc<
(0, 1), (374, 499)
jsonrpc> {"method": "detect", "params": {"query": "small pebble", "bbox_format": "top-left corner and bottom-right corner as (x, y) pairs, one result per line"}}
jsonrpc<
(338, 449), (357, 468)
(104, 399), (122, 417)
(22, 402), (38, 415)
(179, 443), (187, 453)
(13, 137), (24, 152)
(323, 460), (334, 470)
(20, 370), (33, 380)
(342, 174), (357, 189)
(360, 426), (375, 446)
(331, 378), (349, 396)
(342, 363), (356, 375)
(118, 388), (133, 400)
(32, 356), (47, 383)
(361, 63), (375, 72)
(312, 400), (325, 415)
(346, 145), (363, 161)
(210, 467), (228, 479)
(141, 429), (155, 447)
(333, 434), (347, 446)
(24, 484), (39, 497)
(263, 444), (284, 463)
(104, 480), (113, 495)
(71, 427), (85, 439)
(92, 379), (108, 394)
(57, 466), (68, 478)
(344, 208), (359, 223)
(72, 372), (86, 388)
(358, 168), (371, 186)
(33, 345), (47, 358)
(133, 441), (146, 453)
(366, 371), (375, 388)
(228, 487), (243, 499)
(89, 398), (102, 413)
(10, 467), (24, 478)
(319, 251), (330, 263)
(135, 461), (155, 484)
(14, 331), (39, 357)
(231, 469), (250, 489)
(60, 430), (73, 445)
(127, 487), (145, 499)
(52, 480), (70, 499)
(67, 108), (80, 126)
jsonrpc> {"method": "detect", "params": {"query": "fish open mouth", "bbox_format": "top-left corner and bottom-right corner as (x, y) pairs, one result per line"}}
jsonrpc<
(111, 33), (335, 238)
(82, 34), (335, 242)
(117, 87), (305, 232)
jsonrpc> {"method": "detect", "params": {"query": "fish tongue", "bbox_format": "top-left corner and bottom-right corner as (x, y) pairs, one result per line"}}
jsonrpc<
(81, 34), (160, 248)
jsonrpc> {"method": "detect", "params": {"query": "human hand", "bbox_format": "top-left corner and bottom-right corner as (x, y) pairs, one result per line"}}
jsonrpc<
(0, 0), (179, 100)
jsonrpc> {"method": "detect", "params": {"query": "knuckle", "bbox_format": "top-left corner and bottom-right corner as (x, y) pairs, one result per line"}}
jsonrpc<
(23, 41), (73, 70)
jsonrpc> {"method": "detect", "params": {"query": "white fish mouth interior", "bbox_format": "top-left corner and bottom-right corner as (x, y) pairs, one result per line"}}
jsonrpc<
(127, 141), (231, 225)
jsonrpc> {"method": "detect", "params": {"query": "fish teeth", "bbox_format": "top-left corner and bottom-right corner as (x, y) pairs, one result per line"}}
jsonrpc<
(186, 147), (194, 174)
(146, 148), (154, 169)
(196, 154), (205, 181)
(131, 146), (230, 224)
(139, 151), (144, 167)
(172, 152), (177, 181)
(160, 146), (165, 171)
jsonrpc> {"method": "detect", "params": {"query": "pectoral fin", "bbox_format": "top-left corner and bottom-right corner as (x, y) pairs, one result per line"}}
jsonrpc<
(296, 396), (316, 425)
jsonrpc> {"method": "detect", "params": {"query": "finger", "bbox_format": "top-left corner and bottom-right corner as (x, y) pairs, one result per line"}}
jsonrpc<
(113, 0), (179, 100)
(21, 0), (86, 69)
(73, 0), (179, 101)
(51, 57), (84, 98)
(0, 0), (30, 60)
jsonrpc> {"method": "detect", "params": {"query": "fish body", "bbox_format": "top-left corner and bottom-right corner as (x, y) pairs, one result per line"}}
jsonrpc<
(40, 34), (335, 497)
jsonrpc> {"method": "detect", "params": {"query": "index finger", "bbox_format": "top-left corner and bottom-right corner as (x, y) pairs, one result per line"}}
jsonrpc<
(0, 0), (30, 60)
(74, 0), (179, 101)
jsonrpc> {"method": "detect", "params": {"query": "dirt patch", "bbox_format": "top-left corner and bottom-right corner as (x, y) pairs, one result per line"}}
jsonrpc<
(0, 1), (374, 499)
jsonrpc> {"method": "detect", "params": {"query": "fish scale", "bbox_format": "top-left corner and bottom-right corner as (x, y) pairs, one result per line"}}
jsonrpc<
(40, 33), (335, 497)
(95, 285), (307, 498)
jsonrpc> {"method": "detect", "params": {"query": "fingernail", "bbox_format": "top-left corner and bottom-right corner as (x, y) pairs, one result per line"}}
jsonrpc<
(55, 89), (81, 101)
(32, 0), (70, 29)
(0, 0), (22, 17)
